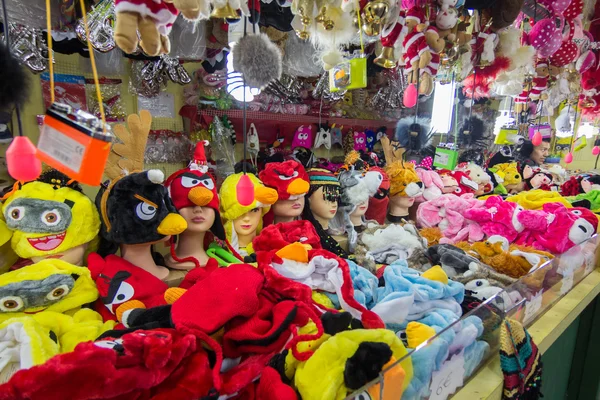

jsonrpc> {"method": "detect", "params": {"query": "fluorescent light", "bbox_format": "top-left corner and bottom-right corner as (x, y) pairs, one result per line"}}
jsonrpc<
(431, 81), (456, 134)
(578, 123), (598, 138)
(226, 51), (260, 103)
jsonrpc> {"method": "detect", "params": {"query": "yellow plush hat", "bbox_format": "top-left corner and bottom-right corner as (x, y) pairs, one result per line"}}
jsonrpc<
(0, 259), (98, 322)
(295, 329), (413, 400)
(491, 163), (522, 186)
(385, 161), (423, 197)
(219, 172), (278, 252)
(506, 189), (572, 210)
(2, 181), (100, 260)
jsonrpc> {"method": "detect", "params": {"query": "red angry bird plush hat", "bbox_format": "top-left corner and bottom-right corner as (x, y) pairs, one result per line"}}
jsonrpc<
(259, 160), (310, 201)
(165, 141), (225, 240)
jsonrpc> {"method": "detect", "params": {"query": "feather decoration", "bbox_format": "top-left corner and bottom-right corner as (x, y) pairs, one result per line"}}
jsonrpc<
(458, 116), (488, 148)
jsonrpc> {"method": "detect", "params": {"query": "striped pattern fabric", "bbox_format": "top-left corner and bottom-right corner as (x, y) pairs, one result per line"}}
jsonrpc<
(500, 318), (543, 400)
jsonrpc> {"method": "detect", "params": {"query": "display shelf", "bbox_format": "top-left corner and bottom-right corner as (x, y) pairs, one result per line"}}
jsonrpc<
(453, 268), (600, 400)
(345, 235), (600, 400)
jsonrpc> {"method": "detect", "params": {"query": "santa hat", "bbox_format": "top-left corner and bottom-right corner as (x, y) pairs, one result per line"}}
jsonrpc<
(405, 7), (425, 25)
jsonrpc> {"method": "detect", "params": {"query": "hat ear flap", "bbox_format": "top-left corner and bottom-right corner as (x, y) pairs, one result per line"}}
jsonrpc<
(343, 342), (393, 390)
(211, 211), (227, 241)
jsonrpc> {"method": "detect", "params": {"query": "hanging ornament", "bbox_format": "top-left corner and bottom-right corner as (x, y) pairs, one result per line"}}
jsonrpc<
(6, 136), (42, 181)
(532, 131), (542, 146)
(564, 152), (573, 163)
(593, 146), (600, 156)
(403, 83), (418, 108)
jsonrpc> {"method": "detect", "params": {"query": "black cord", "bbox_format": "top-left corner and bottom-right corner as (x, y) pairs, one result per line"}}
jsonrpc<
(1, 0), (23, 137)
(242, 16), (248, 174)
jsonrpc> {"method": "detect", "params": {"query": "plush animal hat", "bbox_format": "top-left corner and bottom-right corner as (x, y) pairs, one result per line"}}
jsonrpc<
(165, 141), (225, 241)
(384, 161), (423, 197)
(219, 170), (278, 254)
(330, 167), (369, 252)
(291, 125), (314, 150)
(2, 170), (100, 263)
(365, 166), (391, 225)
(96, 111), (187, 255)
(259, 160), (310, 201)
(259, 160), (310, 226)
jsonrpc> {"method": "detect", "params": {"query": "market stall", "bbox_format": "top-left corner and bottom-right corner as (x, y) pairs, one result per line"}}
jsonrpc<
(2, 0), (600, 399)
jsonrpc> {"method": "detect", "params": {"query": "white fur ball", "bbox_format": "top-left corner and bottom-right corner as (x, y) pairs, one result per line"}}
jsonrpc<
(232, 33), (283, 89)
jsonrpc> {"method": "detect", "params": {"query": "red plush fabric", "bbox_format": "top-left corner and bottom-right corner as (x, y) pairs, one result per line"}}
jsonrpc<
(88, 253), (170, 322)
(256, 366), (298, 400)
(178, 257), (220, 289)
(366, 196), (389, 225)
(253, 220), (322, 253)
(560, 176), (583, 197)
(258, 160), (310, 201)
(0, 329), (207, 400)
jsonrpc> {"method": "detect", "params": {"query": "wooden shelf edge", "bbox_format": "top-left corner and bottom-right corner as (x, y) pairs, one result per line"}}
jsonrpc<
(452, 269), (600, 400)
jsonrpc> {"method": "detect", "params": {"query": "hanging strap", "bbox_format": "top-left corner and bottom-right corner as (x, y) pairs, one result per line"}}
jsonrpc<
(45, 0), (106, 131)
(355, 0), (365, 55)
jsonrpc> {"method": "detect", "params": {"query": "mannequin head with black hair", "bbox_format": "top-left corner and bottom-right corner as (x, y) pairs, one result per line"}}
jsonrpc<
(518, 138), (551, 167)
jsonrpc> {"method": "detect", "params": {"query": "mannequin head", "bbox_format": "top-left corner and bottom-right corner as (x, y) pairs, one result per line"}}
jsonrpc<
(384, 161), (423, 219)
(259, 160), (310, 224)
(350, 200), (369, 225)
(233, 208), (262, 247)
(178, 206), (216, 234)
(302, 168), (341, 230)
(219, 172), (278, 255)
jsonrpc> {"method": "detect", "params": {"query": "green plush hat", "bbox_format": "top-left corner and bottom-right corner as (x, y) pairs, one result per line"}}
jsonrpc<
(219, 172), (278, 253)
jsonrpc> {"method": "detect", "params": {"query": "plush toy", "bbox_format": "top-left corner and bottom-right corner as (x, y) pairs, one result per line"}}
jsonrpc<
(425, 243), (480, 278)
(489, 162), (522, 194)
(365, 166), (391, 225)
(295, 329), (413, 400)
(402, 7), (433, 85)
(463, 196), (525, 242)
(2, 171), (100, 267)
(385, 161), (423, 198)
(458, 162), (492, 196)
(314, 125), (332, 150)
(506, 189), (572, 210)
(232, 33), (283, 90)
(415, 167), (444, 202)
(522, 166), (553, 191)
(464, 237), (544, 278)
(219, 171), (278, 256)
(88, 253), (185, 324)
(291, 125), (314, 150)
(114, 0), (178, 56)
(0, 259), (115, 380)
(259, 160), (310, 205)
(353, 131), (367, 152)
(354, 223), (427, 274)
(516, 203), (598, 253)
(417, 193), (485, 243)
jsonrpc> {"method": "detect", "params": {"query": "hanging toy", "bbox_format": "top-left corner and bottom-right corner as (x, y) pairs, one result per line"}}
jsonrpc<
(365, 129), (377, 151)
(246, 123), (260, 166)
(314, 124), (332, 150)
(331, 125), (343, 147)
(353, 131), (367, 151)
(113, 0), (178, 56)
(232, 33), (283, 89)
(291, 125), (314, 150)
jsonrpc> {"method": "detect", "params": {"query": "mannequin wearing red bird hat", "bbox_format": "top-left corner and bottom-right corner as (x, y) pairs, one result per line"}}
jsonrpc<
(259, 160), (310, 225)
(164, 141), (228, 271)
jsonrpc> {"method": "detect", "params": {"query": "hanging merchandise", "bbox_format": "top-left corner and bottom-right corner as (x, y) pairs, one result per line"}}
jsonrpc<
(314, 124), (332, 150)
(210, 116), (236, 182)
(246, 123), (260, 166)
(231, 32), (283, 90)
(1, 22), (49, 73)
(74, 0), (115, 53)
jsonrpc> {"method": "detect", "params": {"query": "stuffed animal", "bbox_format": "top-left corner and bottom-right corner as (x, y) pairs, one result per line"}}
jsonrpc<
(114, 0), (178, 56)
(291, 125), (314, 150)
(489, 162), (522, 194)
(506, 189), (572, 210)
(385, 161), (423, 198)
(354, 223), (427, 274)
(353, 131), (367, 152)
(425, 243), (479, 278)
(458, 162), (492, 196)
(466, 238), (535, 278)
(516, 203), (598, 253)
(402, 7), (433, 84)
(415, 167), (444, 202)
(314, 125), (332, 150)
(365, 166), (391, 225)
(2, 171), (100, 266)
(522, 166), (553, 191)
(463, 196), (525, 242)
(0, 259), (115, 380)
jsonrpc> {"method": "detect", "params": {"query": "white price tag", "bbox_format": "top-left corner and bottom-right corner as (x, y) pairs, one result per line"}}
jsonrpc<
(37, 124), (85, 173)
(429, 352), (465, 400)
(560, 274), (574, 296)
(434, 152), (449, 165)
(523, 291), (543, 325)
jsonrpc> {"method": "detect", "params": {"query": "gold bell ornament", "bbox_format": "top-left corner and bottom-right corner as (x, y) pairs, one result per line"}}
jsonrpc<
(211, 2), (240, 19)
(362, 0), (390, 37)
(374, 19), (404, 68)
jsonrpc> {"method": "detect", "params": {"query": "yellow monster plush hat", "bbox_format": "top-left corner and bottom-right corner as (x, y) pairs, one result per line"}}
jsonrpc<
(1, 170), (100, 263)
(0, 259), (98, 321)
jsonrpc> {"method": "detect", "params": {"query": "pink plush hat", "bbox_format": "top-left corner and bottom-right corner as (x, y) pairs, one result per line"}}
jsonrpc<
(415, 168), (444, 202)
(550, 40), (579, 67)
(529, 18), (563, 58)
(463, 196), (525, 242)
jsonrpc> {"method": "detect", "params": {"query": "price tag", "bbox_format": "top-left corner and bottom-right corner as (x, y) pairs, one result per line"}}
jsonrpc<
(429, 352), (465, 400)
(523, 291), (543, 325)
(37, 124), (85, 173)
(560, 274), (574, 296)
